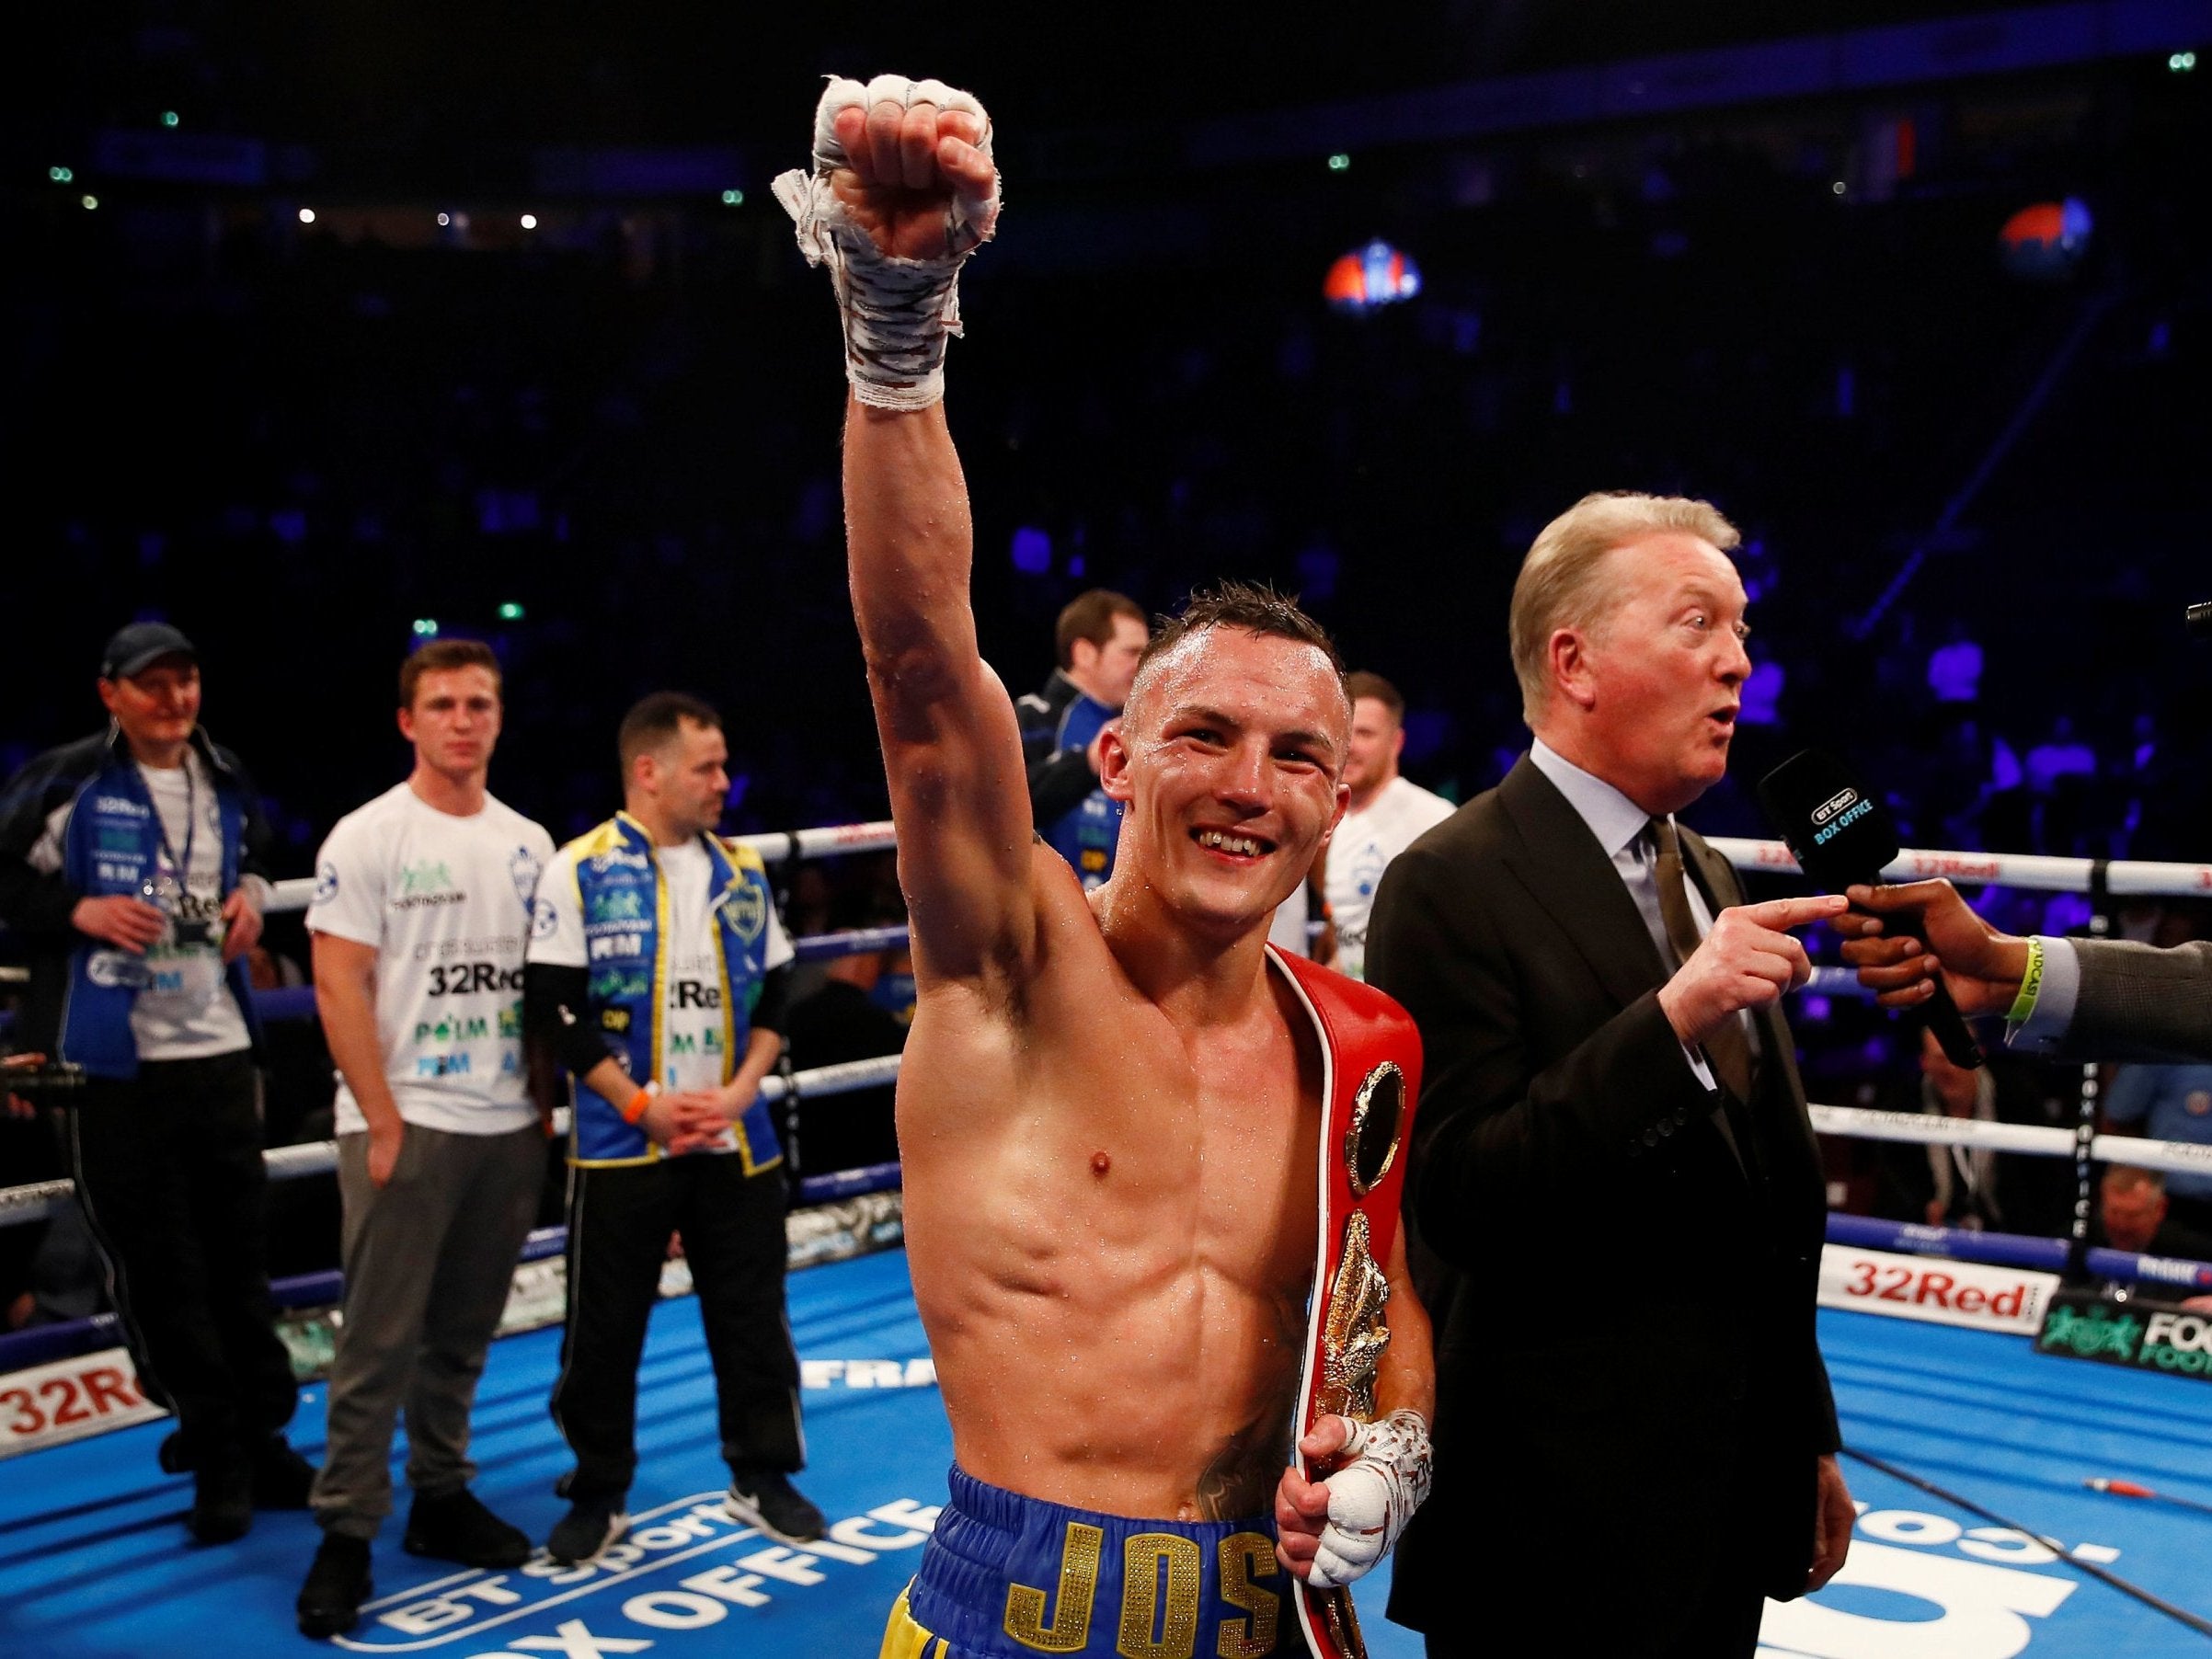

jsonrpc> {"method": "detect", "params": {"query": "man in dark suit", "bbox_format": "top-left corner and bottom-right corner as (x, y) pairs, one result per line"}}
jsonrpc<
(1368, 491), (1854, 1656)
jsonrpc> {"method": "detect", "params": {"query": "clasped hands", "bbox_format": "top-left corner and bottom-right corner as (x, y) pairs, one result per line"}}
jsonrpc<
(639, 1081), (758, 1156)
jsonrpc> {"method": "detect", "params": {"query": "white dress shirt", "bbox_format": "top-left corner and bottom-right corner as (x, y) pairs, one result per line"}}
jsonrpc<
(1527, 739), (1736, 1092)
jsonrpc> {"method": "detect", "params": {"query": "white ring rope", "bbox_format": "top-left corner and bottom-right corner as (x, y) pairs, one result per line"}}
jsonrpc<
(0, 1053), (903, 1229)
(176, 827), (2212, 921)
(1705, 837), (2212, 898)
(5, 1059), (2204, 1230)
(0, 820), (904, 986)
(6, 818), (2206, 1223)
(258, 820), (904, 917)
(0, 822), (2201, 944)
(1810, 1103), (2212, 1180)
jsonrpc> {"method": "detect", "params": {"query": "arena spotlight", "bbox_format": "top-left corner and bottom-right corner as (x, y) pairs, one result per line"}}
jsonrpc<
(49, 166), (73, 183)
(1324, 239), (1422, 313)
(81, 194), (97, 210)
(721, 189), (744, 205)
(521, 213), (538, 230)
(298, 207), (315, 224)
(411, 618), (440, 638)
(2000, 197), (2092, 279)
(1327, 154), (1351, 172)
(161, 110), (179, 128)
(2170, 50), (2197, 71)
(436, 212), (451, 227)
(497, 602), (525, 622)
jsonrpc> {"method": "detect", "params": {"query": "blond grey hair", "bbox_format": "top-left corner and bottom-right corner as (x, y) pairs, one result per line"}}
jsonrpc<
(1508, 490), (1741, 726)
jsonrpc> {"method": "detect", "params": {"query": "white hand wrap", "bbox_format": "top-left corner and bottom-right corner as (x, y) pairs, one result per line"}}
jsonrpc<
(771, 74), (1001, 410)
(1307, 1409), (1433, 1591)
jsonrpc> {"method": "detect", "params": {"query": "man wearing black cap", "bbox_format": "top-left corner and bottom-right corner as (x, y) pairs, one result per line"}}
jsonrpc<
(0, 623), (312, 1541)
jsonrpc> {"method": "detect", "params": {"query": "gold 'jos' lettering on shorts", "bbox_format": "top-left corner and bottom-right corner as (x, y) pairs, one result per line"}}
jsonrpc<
(1004, 1520), (1105, 1653)
(1117, 1531), (1203, 1659)
(1214, 1532), (1280, 1658)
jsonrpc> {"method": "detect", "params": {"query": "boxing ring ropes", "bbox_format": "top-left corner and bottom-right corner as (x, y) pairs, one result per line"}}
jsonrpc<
(3, 822), (2210, 1386)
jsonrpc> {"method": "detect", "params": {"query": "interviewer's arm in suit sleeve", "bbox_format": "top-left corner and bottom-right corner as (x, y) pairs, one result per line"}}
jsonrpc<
(1843, 880), (2212, 1063)
(2069, 939), (2212, 1062)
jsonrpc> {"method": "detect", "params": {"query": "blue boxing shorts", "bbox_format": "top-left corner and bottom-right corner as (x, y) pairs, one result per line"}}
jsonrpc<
(880, 1464), (1290, 1659)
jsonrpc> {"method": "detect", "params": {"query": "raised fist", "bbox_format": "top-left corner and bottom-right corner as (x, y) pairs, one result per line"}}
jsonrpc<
(813, 76), (999, 261)
(774, 74), (1003, 409)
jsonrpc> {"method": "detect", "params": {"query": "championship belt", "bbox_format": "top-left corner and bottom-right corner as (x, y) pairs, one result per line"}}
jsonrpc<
(1267, 948), (1423, 1659)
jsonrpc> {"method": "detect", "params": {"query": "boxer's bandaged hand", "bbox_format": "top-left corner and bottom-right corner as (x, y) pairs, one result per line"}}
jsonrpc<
(772, 74), (1001, 410)
(1307, 1409), (1433, 1590)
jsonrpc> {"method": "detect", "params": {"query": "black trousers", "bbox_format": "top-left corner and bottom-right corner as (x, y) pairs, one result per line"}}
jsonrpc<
(550, 1154), (803, 1500)
(1420, 1569), (1767, 1658)
(1414, 1437), (1775, 1659)
(65, 1049), (297, 1468)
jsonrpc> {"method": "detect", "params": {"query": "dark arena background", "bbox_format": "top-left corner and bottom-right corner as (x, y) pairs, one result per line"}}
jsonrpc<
(5, 4), (2210, 1656)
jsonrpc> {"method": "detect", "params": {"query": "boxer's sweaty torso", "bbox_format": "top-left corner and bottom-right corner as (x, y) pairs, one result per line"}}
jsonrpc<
(899, 844), (1323, 1525)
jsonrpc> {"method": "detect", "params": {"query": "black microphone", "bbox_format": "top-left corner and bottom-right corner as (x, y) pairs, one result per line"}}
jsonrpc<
(1757, 749), (1985, 1070)
(2188, 601), (2211, 640)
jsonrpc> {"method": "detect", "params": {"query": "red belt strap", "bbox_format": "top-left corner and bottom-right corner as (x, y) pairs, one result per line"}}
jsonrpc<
(1268, 947), (1424, 1659)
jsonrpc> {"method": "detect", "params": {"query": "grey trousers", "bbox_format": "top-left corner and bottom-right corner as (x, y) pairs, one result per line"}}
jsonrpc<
(311, 1120), (544, 1538)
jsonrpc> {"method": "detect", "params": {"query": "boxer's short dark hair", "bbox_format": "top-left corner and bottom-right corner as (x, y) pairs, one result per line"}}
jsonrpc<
(1343, 671), (1404, 720)
(1054, 589), (1146, 669)
(1137, 580), (1345, 681)
(399, 639), (501, 710)
(618, 691), (722, 773)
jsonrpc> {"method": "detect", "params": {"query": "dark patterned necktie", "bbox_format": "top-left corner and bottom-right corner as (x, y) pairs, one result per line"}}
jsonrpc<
(1649, 816), (1757, 1107)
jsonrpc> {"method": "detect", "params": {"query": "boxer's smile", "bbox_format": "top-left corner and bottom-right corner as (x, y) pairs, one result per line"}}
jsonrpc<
(1192, 825), (1275, 862)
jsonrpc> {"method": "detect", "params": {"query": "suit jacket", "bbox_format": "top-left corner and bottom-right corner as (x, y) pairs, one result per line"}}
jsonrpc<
(2064, 939), (2212, 1063)
(1368, 757), (1839, 1638)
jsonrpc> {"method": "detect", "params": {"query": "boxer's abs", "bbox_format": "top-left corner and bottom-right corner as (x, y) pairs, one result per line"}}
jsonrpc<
(897, 971), (1321, 1521)
(904, 1156), (1314, 1522)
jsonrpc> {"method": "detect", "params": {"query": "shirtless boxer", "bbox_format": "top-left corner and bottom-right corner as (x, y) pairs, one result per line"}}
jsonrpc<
(774, 75), (1434, 1658)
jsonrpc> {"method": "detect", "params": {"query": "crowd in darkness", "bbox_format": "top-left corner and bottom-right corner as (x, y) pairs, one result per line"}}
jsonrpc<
(6, 50), (2208, 1318)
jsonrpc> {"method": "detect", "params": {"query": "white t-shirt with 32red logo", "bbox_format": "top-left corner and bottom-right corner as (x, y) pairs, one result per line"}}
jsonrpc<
(308, 781), (554, 1136)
